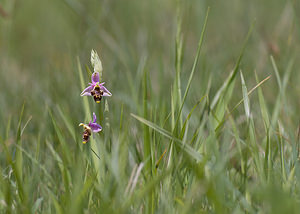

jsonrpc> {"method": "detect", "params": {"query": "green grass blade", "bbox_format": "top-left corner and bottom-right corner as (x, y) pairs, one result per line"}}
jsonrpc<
(16, 102), (25, 181)
(48, 189), (64, 214)
(255, 71), (270, 129)
(85, 64), (93, 78)
(180, 95), (207, 138)
(77, 57), (91, 119)
(48, 109), (70, 164)
(175, 1), (184, 128)
(240, 71), (250, 119)
(57, 105), (76, 141)
(211, 21), (255, 109)
(270, 55), (282, 91)
(175, 7), (210, 131)
(215, 75), (271, 133)
(14, 144), (55, 184)
(131, 114), (202, 161)
(270, 58), (293, 127)
(278, 122), (287, 182)
(143, 70), (151, 175)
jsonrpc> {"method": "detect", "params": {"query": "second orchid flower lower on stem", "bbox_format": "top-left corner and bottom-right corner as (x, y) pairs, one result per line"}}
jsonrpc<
(79, 112), (102, 144)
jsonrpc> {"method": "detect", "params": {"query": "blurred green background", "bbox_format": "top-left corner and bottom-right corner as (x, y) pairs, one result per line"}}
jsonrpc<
(1, 0), (300, 213)
(1, 0), (299, 118)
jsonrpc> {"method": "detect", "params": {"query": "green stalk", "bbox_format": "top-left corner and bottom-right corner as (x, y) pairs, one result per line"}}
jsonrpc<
(175, 0), (183, 129)
(16, 102), (25, 182)
(143, 70), (153, 214)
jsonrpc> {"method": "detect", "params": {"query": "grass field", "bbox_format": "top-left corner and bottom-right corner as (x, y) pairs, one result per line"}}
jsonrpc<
(1, 0), (300, 213)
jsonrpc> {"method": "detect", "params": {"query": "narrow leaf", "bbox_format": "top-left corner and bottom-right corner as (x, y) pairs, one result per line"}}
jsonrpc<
(240, 71), (250, 119)
(131, 114), (202, 161)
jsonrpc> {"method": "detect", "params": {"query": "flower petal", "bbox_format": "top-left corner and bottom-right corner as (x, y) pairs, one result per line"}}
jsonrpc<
(81, 92), (92, 96)
(92, 112), (97, 123)
(100, 86), (112, 96)
(89, 123), (102, 133)
(91, 72), (100, 84)
(80, 85), (93, 96)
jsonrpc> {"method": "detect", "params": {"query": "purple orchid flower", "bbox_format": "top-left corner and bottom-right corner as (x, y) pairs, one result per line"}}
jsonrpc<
(80, 72), (112, 103)
(79, 112), (102, 144)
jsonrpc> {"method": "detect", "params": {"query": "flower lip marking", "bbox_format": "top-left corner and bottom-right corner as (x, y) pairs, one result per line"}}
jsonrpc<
(79, 113), (102, 144)
(80, 72), (112, 103)
(90, 84), (104, 103)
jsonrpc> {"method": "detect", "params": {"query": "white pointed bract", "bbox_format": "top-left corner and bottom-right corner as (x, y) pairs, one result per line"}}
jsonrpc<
(91, 49), (103, 82)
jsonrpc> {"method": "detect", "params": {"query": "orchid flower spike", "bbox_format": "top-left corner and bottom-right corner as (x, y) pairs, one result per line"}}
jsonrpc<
(79, 112), (102, 144)
(80, 72), (112, 103)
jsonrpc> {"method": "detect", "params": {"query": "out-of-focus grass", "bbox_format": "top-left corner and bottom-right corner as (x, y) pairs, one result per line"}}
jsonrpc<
(0, 0), (300, 213)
